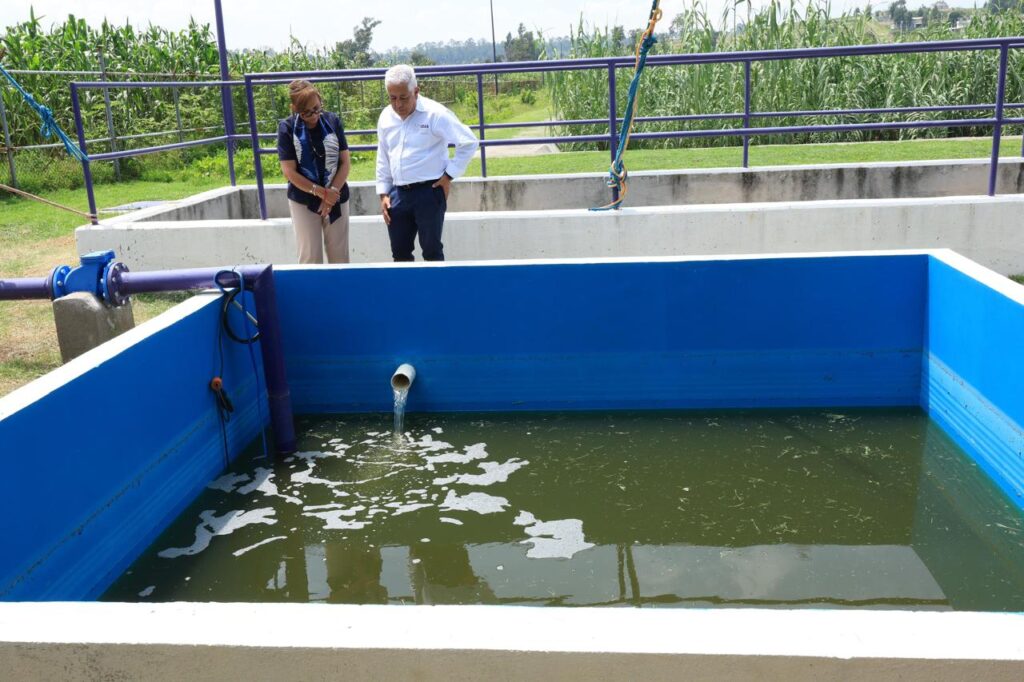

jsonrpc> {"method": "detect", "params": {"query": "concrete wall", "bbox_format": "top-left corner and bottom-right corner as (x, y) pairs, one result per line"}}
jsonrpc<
(128, 159), (1024, 221)
(79, 193), (1024, 274)
(3, 603), (1024, 681)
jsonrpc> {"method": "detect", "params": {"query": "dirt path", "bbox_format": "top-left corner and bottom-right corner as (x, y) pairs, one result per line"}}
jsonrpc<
(478, 125), (560, 158)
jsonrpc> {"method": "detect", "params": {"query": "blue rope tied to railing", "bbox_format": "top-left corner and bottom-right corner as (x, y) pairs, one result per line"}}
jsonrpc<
(592, 0), (663, 211)
(0, 63), (88, 161)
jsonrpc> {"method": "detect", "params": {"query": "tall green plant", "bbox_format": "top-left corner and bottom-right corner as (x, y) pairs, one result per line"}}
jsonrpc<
(547, 0), (1024, 150)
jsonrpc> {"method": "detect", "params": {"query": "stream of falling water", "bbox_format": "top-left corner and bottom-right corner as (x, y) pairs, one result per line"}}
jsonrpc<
(393, 387), (409, 436)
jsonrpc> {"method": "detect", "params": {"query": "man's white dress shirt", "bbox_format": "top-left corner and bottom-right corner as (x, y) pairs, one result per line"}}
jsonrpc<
(375, 94), (479, 195)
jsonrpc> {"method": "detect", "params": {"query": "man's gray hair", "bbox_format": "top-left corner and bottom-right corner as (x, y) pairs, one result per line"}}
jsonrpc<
(384, 64), (417, 92)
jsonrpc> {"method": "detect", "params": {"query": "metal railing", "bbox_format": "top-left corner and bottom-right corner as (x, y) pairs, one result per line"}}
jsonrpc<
(0, 67), (221, 188)
(66, 36), (1024, 223)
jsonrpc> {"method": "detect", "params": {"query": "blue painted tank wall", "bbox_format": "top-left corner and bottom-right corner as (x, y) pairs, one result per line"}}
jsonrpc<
(0, 296), (263, 600)
(275, 256), (927, 414)
(924, 258), (1024, 507)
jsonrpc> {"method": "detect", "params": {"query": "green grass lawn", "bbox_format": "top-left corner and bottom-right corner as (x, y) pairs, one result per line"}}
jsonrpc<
(466, 136), (1023, 176)
(1, 134), (1022, 396)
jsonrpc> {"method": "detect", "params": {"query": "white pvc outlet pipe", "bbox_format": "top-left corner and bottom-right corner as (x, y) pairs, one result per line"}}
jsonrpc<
(391, 363), (416, 391)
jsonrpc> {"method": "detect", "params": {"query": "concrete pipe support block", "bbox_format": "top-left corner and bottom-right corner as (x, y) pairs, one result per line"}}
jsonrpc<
(52, 292), (135, 363)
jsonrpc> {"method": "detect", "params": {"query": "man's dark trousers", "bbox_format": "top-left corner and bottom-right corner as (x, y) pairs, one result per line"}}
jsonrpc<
(387, 182), (446, 261)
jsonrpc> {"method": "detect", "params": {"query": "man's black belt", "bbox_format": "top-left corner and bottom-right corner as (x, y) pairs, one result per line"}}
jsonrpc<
(396, 179), (438, 190)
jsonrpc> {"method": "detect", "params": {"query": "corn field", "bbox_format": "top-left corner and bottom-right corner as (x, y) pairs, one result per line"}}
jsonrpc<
(548, 0), (1024, 149)
(0, 12), (409, 158)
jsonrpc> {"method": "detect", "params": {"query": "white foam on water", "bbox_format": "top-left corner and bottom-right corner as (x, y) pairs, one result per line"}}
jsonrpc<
(237, 468), (303, 505)
(291, 462), (346, 488)
(424, 442), (489, 468)
(387, 502), (434, 516)
(513, 511), (537, 526)
(440, 517), (463, 525)
(303, 503), (349, 511)
(439, 490), (510, 515)
(432, 427), (443, 434)
(303, 510), (369, 530)
(519, 517), (595, 560)
(207, 472), (250, 493)
(410, 434), (457, 454)
(292, 450), (334, 461)
(138, 585), (155, 597)
(434, 458), (529, 487)
(303, 505), (369, 530)
(158, 508), (277, 559)
(232, 535), (288, 557)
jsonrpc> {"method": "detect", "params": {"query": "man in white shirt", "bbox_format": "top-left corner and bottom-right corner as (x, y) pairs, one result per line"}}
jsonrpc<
(376, 64), (479, 261)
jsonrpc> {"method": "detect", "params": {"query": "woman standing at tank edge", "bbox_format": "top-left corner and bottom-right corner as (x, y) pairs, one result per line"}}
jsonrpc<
(277, 80), (352, 263)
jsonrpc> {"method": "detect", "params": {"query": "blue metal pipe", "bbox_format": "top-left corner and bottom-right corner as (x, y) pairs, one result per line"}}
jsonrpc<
(743, 60), (752, 168)
(213, 0), (237, 187)
(989, 45), (1009, 197)
(0, 263), (296, 454)
(70, 84), (98, 226)
(245, 36), (1024, 82)
(244, 76), (269, 221)
(0, 277), (49, 300)
(88, 136), (229, 162)
(476, 74), (487, 178)
(72, 80), (237, 89)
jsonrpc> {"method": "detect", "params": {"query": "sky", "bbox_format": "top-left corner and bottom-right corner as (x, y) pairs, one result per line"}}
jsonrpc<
(2, 0), (902, 53)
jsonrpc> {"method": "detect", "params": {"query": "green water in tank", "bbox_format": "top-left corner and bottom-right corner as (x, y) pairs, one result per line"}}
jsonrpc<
(102, 409), (1024, 610)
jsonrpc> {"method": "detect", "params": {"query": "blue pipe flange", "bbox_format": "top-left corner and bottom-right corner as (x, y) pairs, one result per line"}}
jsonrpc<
(45, 264), (71, 300)
(101, 261), (131, 306)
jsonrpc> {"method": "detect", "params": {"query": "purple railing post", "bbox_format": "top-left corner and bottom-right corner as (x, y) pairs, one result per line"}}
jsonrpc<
(743, 60), (752, 168)
(608, 63), (619, 205)
(245, 76), (268, 220)
(477, 73), (487, 178)
(214, 0), (237, 186)
(988, 43), (1009, 197)
(70, 83), (98, 225)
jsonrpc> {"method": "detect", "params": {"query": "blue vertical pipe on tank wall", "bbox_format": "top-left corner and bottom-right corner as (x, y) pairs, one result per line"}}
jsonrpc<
(250, 268), (296, 452)
(213, 0), (237, 187)
(245, 76), (269, 220)
(70, 83), (98, 225)
(988, 44), (1008, 197)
